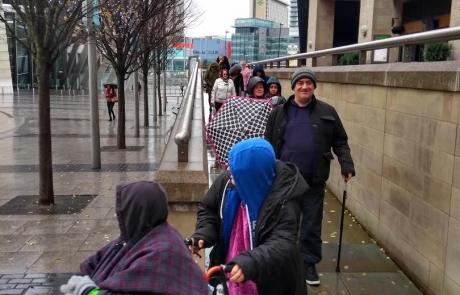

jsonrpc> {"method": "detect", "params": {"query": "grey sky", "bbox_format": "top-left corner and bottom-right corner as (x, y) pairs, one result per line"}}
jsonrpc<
(185, 0), (250, 37)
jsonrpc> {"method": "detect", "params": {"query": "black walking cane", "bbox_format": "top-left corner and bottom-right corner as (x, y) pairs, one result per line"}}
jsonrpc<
(335, 179), (348, 272)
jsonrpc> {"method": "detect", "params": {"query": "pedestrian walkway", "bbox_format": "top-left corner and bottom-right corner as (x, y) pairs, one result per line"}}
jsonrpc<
(0, 90), (422, 294)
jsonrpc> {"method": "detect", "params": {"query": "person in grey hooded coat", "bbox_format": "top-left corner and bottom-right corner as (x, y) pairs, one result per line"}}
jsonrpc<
(246, 76), (266, 99)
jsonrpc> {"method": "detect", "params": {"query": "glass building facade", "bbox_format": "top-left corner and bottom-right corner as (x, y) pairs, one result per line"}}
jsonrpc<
(231, 18), (298, 62)
(5, 10), (34, 89)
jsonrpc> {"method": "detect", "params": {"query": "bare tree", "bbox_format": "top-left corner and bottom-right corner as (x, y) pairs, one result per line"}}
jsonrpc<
(0, 0), (90, 205)
(96, 0), (189, 147)
(137, 0), (198, 125)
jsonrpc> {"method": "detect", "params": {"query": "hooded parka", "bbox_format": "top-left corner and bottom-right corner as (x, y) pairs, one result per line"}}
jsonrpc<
(192, 140), (308, 295)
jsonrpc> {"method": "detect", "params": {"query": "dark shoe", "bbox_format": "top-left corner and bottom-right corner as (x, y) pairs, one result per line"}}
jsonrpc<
(305, 263), (320, 285)
(113, 115), (116, 120)
(108, 118), (112, 121)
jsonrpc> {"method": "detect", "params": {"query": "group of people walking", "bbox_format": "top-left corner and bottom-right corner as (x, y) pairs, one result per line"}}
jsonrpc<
(204, 55), (286, 113)
(61, 66), (355, 295)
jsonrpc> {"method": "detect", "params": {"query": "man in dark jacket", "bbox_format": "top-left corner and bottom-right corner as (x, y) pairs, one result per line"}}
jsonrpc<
(191, 138), (308, 295)
(61, 181), (207, 295)
(264, 68), (355, 286)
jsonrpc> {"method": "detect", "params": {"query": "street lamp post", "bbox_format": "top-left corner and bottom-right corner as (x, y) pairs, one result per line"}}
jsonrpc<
(225, 30), (229, 57)
(278, 23), (283, 58)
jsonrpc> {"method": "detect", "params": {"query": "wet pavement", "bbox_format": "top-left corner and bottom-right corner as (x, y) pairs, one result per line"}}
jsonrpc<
(0, 90), (422, 294)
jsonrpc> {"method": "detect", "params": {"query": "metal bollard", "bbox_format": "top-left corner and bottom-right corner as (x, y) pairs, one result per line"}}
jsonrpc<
(73, 89), (75, 96)
(61, 89), (63, 95)
(82, 89), (85, 96)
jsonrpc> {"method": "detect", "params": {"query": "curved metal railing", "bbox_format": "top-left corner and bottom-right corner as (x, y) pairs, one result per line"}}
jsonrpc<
(248, 26), (460, 67)
(174, 57), (200, 161)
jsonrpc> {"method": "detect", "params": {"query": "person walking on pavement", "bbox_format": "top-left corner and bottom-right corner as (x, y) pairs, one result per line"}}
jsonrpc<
(265, 77), (286, 107)
(264, 68), (355, 286)
(246, 76), (266, 99)
(190, 138), (308, 295)
(180, 83), (184, 96)
(60, 180), (207, 295)
(229, 63), (244, 96)
(105, 85), (116, 121)
(211, 68), (235, 112)
(240, 60), (251, 96)
(204, 61), (220, 111)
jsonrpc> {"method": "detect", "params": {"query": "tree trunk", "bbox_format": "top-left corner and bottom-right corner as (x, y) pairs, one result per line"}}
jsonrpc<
(117, 72), (126, 149)
(157, 72), (162, 116)
(142, 63), (149, 126)
(37, 59), (54, 205)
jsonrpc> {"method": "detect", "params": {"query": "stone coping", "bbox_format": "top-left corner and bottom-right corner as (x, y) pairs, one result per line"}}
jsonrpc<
(264, 60), (460, 92)
(153, 95), (208, 203)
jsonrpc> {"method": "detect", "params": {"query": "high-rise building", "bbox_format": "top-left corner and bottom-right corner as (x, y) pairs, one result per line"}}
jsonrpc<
(249, 0), (289, 26)
(289, 0), (298, 37)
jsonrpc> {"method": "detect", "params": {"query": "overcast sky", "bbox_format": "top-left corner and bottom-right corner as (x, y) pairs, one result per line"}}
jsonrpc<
(185, 0), (250, 37)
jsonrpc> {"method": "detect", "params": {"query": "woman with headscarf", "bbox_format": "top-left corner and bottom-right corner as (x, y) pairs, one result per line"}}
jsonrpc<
(265, 77), (286, 107)
(211, 68), (236, 112)
(190, 138), (308, 295)
(246, 76), (266, 99)
(60, 181), (207, 295)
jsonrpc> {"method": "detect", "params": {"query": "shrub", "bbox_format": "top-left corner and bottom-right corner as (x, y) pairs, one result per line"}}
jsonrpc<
(339, 52), (360, 65)
(423, 42), (450, 62)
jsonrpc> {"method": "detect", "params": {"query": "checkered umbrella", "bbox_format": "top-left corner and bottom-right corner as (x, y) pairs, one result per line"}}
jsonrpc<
(206, 96), (274, 166)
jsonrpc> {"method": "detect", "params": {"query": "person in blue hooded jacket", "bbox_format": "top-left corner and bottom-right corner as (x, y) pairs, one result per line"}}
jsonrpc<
(252, 64), (270, 83)
(190, 138), (308, 295)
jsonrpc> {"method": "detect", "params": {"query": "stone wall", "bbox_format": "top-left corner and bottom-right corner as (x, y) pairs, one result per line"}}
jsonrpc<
(265, 61), (460, 295)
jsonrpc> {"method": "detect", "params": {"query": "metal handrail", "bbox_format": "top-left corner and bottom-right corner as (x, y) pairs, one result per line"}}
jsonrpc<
(248, 26), (460, 65)
(174, 57), (199, 149)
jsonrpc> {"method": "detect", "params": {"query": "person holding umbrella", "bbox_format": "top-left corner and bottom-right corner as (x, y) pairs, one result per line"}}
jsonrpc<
(190, 138), (308, 295)
(264, 68), (355, 286)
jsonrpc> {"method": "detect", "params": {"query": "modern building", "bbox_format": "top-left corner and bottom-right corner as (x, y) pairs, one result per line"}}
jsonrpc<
(296, 0), (458, 65)
(191, 37), (232, 64)
(231, 18), (297, 63)
(250, 0), (289, 26)
(289, 0), (299, 38)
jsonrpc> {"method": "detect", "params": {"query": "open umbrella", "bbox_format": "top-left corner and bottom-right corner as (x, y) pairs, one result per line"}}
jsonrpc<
(103, 83), (118, 89)
(206, 96), (273, 166)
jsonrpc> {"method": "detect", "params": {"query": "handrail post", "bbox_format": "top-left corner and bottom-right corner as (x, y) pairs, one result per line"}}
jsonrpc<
(359, 50), (367, 64)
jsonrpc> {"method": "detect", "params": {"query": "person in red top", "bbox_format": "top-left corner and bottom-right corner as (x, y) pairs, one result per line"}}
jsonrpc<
(105, 85), (116, 121)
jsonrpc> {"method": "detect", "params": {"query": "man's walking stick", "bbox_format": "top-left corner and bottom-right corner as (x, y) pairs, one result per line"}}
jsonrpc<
(335, 180), (347, 272)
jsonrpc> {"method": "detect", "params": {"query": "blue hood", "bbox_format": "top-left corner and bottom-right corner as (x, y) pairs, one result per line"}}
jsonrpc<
(252, 65), (267, 79)
(228, 138), (276, 240)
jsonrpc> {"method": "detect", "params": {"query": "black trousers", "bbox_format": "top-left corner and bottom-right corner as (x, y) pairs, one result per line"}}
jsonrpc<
(299, 180), (326, 265)
(214, 102), (223, 112)
(107, 101), (115, 119)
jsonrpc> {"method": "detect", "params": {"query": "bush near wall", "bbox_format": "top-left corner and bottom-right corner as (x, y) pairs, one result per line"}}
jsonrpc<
(423, 42), (450, 61)
(339, 52), (360, 65)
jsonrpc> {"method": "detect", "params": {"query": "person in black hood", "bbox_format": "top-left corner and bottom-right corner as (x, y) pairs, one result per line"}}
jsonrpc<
(246, 76), (266, 98)
(190, 138), (308, 295)
(61, 181), (207, 295)
(252, 64), (270, 83)
(216, 54), (230, 71)
(266, 76), (286, 107)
